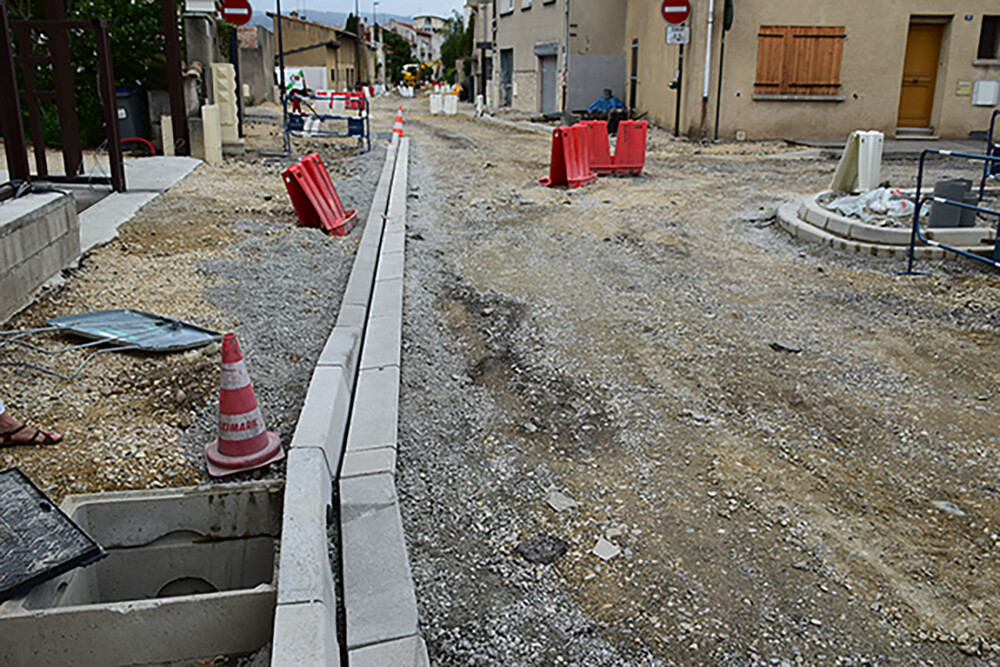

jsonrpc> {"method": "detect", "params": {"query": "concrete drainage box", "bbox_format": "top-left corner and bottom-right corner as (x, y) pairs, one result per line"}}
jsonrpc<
(0, 481), (283, 667)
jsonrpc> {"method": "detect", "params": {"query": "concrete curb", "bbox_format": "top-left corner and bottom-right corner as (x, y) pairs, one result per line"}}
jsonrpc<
(272, 139), (400, 667)
(777, 196), (995, 261)
(340, 138), (428, 663)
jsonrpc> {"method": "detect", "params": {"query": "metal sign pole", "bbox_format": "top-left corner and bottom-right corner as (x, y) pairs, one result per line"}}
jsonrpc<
(276, 0), (288, 152)
(674, 42), (684, 137)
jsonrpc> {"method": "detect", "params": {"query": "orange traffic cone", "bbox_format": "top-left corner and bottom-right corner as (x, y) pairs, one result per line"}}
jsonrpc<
(392, 105), (404, 138)
(204, 333), (284, 477)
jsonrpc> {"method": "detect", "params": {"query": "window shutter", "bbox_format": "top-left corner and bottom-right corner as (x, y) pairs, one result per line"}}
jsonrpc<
(756, 26), (844, 96)
(755, 27), (787, 90)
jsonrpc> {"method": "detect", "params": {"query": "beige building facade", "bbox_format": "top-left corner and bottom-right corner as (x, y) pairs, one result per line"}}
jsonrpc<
(493, 0), (627, 115)
(269, 12), (376, 90)
(625, 0), (1000, 140)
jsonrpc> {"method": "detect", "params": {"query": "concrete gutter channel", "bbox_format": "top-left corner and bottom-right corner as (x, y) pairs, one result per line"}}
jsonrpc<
(272, 135), (428, 666)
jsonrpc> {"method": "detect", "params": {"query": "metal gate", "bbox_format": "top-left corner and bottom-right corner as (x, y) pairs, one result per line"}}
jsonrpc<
(500, 48), (513, 107)
(539, 55), (557, 115)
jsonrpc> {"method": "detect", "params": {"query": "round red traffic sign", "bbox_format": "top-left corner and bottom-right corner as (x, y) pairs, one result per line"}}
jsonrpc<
(221, 0), (252, 26)
(660, 0), (691, 25)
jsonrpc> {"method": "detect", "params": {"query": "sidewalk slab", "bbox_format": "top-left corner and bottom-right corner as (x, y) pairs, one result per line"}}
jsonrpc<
(79, 156), (200, 252)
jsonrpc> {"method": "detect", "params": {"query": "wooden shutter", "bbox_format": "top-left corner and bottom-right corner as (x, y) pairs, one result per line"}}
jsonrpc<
(756, 26), (845, 95)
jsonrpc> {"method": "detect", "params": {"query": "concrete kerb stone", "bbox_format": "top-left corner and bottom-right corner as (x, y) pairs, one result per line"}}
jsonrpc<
(345, 366), (400, 452)
(288, 366), (352, 476)
(335, 303), (368, 330)
(276, 448), (335, 608)
(271, 601), (340, 667)
(340, 473), (419, 650)
(375, 251), (404, 282)
(369, 278), (403, 320)
(349, 635), (430, 667)
(360, 315), (401, 370)
(318, 325), (362, 379)
(340, 446), (397, 479)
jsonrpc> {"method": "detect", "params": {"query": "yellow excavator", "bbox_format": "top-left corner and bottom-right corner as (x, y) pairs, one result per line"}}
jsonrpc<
(401, 59), (442, 87)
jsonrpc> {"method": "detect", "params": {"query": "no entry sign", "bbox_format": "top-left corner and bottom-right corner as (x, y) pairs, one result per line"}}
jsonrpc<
(221, 0), (252, 26)
(660, 0), (691, 25)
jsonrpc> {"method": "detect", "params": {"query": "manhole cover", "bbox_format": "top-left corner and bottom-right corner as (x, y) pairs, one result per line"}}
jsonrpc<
(0, 468), (104, 602)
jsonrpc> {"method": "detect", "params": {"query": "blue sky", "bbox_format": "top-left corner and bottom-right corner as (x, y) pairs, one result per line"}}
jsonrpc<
(248, 1), (465, 20)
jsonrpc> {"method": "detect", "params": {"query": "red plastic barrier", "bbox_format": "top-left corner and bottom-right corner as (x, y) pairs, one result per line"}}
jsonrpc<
(301, 153), (357, 235)
(281, 156), (357, 235)
(611, 120), (647, 175)
(577, 120), (614, 174)
(539, 125), (597, 189)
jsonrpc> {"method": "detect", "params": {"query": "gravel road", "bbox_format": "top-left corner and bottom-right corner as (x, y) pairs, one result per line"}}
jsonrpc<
(1, 126), (383, 501)
(394, 97), (1000, 665)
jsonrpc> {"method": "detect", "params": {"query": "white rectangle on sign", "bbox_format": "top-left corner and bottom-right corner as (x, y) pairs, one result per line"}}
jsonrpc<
(666, 25), (690, 45)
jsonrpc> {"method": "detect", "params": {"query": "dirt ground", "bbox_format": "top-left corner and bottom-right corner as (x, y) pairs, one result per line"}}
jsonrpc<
(393, 97), (1000, 665)
(5, 94), (1000, 665)
(0, 122), (379, 502)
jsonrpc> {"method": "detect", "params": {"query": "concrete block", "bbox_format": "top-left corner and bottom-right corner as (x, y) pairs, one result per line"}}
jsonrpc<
(349, 635), (429, 667)
(847, 223), (908, 245)
(370, 278), (403, 320)
(201, 104), (223, 166)
(340, 474), (419, 649)
(376, 250), (404, 282)
(161, 115), (175, 156)
(342, 250), (377, 307)
(271, 602), (340, 667)
(290, 366), (352, 474)
(822, 214), (851, 238)
(335, 303), (368, 330)
(340, 446), (396, 479)
(277, 449), (335, 607)
(346, 366), (399, 452)
(318, 325), (362, 378)
(804, 203), (828, 227)
(382, 228), (405, 254)
(360, 315), (401, 370)
(927, 228), (994, 247)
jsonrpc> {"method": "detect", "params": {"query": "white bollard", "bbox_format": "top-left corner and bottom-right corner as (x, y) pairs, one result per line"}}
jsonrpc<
(161, 115), (175, 156)
(201, 104), (222, 166)
(443, 94), (458, 115)
(430, 93), (443, 115)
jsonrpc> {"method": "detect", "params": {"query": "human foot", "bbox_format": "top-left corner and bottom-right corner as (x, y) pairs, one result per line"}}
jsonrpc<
(0, 411), (62, 447)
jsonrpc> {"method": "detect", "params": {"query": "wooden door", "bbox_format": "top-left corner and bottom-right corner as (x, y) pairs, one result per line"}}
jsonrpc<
(897, 24), (943, 128)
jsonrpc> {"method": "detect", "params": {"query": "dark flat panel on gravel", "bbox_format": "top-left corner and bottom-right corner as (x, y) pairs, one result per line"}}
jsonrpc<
(0, 468), (104, 602)
(47, 309), (221, 352)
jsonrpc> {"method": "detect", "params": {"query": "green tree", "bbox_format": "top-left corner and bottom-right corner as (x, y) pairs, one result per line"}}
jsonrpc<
(8, 0), (173, 147)
(439, 10), (475, 84)
(382, 29), (415, 83)
(345, 13), (358, 35)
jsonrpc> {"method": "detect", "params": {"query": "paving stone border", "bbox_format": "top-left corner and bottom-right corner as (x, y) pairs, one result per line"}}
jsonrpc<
(778, 191), (996, 260)
(272, 136), (427, 666)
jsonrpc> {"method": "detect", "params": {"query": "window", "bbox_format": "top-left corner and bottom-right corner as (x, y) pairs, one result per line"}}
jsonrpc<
(521, 0), (532, 9)
(979, 16), (999, 60)
(755, 26), (845, 97)
(500, 0), (514, 14)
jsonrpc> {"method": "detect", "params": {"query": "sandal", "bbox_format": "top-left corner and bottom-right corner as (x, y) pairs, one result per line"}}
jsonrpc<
(0, 424), (63, 447)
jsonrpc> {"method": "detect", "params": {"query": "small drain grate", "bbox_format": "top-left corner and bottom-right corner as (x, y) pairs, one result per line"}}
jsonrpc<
(0, 468), (104, 603)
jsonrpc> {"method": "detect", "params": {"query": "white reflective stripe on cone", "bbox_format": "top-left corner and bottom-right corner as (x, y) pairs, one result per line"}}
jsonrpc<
(220, 361), (251, 390)
(217, 410), (267, 440)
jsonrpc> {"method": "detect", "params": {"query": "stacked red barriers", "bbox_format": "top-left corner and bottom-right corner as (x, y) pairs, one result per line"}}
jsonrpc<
(282, 153), (358, 235)
(539, 125), (597, 189)
(540, 120), (648, 187)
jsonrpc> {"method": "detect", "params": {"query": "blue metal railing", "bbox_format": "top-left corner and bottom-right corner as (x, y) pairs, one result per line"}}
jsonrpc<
(978, 109), (1000, 204)
(904, 148), (1000, 274)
